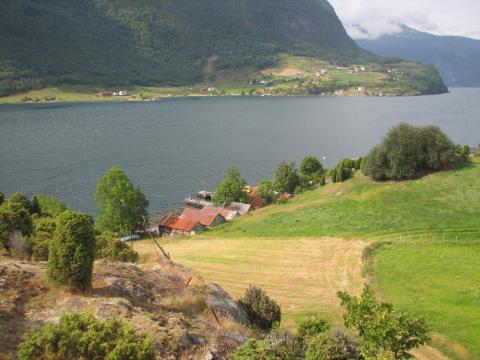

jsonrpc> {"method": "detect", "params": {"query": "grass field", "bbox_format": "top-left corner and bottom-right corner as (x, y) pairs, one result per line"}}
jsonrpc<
(370, 241), (480, 359)
(137, 158), (480, 358)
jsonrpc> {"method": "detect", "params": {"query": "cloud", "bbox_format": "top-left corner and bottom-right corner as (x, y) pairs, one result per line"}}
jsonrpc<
(328, 0), (480, 39)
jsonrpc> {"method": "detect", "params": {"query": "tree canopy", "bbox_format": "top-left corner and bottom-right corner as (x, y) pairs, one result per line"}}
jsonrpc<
(365, 123), (456, 180)
(96, 166), (149, 234)
(273, 161), (300, 194)
(338, 285), (430, 359)
(212, 167), (249, 206)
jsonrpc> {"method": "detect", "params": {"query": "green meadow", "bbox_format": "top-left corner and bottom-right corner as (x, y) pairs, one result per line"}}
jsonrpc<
(137, 158), (480, 359)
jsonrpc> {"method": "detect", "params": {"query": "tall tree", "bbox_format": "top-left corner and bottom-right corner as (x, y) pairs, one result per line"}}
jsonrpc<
(273, 161), (300, 194)
(212, 167), (249, 206)
(96, 166), (149, 233)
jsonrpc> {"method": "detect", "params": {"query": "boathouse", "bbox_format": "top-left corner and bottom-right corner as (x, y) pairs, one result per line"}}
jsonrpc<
(158, 214), (204, 236)
(180, 208), (226, 227)
(202, 206), (239, 221)
(226, 202), (251, 215)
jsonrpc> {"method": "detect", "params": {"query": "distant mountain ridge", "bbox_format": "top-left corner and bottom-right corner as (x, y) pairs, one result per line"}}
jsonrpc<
(0, 1), (446, 96)
(356, 25), (480, 87)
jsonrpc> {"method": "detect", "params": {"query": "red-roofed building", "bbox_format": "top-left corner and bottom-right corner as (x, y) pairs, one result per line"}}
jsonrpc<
(248, 194), (264, 209)
(203, 206), (239, 221)
(158, 214), (204, 236)
(180, 208), (226, 227)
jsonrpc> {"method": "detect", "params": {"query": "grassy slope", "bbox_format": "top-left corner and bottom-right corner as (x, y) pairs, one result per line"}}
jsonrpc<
(144, 158), (480, 358)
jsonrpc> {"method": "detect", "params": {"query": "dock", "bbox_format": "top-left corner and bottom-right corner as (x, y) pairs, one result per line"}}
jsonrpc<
(184, 197), (211, 209)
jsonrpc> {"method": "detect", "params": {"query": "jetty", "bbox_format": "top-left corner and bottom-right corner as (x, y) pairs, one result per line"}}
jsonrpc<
(184, 196), (211, 209)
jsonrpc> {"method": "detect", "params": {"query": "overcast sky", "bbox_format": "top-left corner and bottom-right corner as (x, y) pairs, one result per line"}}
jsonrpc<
(328, 0), (480, 39)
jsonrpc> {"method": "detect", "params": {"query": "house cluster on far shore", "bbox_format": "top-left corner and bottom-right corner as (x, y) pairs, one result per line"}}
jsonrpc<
(149, 186), (292, 236)
(96, 90), (129, 97)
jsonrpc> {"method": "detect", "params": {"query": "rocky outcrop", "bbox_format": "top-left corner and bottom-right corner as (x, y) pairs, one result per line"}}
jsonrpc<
(0, 256), (249, 359)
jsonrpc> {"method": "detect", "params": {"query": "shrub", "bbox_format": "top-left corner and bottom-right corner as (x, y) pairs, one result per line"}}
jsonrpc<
(239, 285), (281, 331)
(338, 285), (430, 359)
(366, 123), (455, 180)
(18, 313), (155, 360)
(330, 159), (354, 183)
(360, 157), (369, 175)
(31, 217), (57, 261)
(297, 315), (330, 344)
(305, 329), (361, 360)
(0, 196), (33, 253)
(265, 328), (298, 359)
(273, 161), (300, 194)
(229, 339), (279, 360)
(47, 210), (96, 292)
(0, 192), (4, 205)
(96, 231), (139, 262)
(212, 166), (249, 206)
(257, 180), (276, 204)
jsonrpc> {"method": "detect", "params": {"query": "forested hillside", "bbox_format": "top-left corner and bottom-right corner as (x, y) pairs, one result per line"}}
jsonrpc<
(0, 0), (446, 96)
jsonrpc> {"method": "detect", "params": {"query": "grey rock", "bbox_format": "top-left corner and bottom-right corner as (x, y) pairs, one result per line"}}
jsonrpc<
(206, 283), (248, 324)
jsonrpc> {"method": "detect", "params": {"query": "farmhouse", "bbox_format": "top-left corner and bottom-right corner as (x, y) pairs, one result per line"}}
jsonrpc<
(180, 208), (226, 227)
(158, 214), (204, 236)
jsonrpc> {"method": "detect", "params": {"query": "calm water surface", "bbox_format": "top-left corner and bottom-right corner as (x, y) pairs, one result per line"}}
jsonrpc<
(1, 88), (479, 216)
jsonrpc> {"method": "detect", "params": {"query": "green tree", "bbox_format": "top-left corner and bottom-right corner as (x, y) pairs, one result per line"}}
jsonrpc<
(96, 166), (149, 234)
(212, 167), (249, 206)
(366, 123), (455, 180)
(18, 313), (154, 360)
(0, 194), (33, 253)
(337, 285), (430, 359)
(257, 180), (276, 204)
(0, 192), (4, 205)
(47, 210), (96, 292)
(300, 156), (323, 178)
(35, 194), (67, 217)
(273, 162), (300, 194)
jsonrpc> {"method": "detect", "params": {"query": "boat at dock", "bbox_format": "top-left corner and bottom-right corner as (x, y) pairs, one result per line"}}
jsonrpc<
(185, 196), (211, 209)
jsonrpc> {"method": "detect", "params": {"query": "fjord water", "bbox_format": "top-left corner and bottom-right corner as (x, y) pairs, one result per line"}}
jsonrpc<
(1, 88), (479, 216)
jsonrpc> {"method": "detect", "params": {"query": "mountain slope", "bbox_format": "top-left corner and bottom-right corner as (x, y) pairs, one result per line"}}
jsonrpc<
(0, 1), (446, 97)
(356, 25), (480, 87)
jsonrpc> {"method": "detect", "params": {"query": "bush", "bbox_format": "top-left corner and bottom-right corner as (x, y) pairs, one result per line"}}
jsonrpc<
(366, 123), (455, 180)
(30, 217), (57, 261)
(305, 329), (361, 360)
(297, 316), (330, 344)
(18, 313), (155, 360)
(239, 285), (281, 331)
(47, 210), (96, 292)
(229, 339), (280, 360)
(265, 328), (298, 359)
(96, 231), (139, 262)
(338, 285), (430, 359)
(212, 166), (249, 206)
(330, 159), (354, 183)
(0, 195), (33, 253)
(257, 180), (276, 205)
(273, 161), (300, 194)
